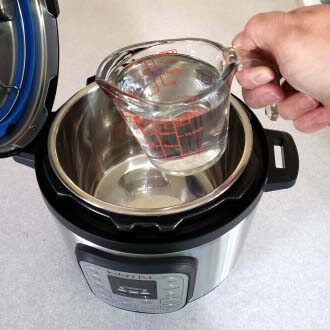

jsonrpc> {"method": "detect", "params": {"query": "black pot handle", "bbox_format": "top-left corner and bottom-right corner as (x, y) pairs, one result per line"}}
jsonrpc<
(264, 129), (299, 192)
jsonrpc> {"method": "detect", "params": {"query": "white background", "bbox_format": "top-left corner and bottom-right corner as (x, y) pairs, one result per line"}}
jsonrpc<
(1, 1), (330, 329)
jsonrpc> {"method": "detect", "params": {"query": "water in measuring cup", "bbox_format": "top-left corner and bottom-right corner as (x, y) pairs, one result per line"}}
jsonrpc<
(114, 53), (229, 175)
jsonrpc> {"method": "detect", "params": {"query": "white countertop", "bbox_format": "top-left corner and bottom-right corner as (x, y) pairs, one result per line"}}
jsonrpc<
(1, 1), (330, 329)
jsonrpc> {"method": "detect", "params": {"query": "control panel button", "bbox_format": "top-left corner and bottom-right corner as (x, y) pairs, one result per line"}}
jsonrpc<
(162, 289), (182, 297)
(167, 283), (180, 289)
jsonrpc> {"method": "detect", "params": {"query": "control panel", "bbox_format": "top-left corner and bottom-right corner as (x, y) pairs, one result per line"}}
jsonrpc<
(76, 245), (197, 314)
(80, 262), (189, 313)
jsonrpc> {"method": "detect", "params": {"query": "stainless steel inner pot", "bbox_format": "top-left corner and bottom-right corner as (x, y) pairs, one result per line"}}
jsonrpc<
(48, 83), (253, 216)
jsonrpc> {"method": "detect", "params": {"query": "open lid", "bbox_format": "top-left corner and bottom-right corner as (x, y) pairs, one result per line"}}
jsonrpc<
(0, 0), (59, 157)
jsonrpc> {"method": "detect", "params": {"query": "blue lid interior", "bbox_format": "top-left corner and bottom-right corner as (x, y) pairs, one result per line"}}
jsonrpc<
(0, 0), (36, 138)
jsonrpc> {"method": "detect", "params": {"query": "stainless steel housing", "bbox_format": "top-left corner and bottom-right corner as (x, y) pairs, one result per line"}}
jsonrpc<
(55, 208), (256, 302)
(48, 83), (253, 216)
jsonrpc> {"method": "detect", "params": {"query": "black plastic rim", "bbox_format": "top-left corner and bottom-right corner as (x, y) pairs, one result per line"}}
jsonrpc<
(34, 97), (269, 254)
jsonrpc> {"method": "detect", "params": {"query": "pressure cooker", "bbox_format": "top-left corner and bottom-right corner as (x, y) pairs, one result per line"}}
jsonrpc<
(0, 0), (299, 314)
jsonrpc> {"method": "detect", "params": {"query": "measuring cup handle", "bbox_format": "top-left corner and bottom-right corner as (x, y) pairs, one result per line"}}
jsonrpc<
(264, 129), (299, 192)
(235, 48), (281, 121)
(265, 103), (279, 121)
(264, 74), (281, 121)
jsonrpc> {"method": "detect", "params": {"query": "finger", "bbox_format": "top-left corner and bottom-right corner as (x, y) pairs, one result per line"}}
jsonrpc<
(277, 92), (319, 120)
(232, 31), (256, 51)
(236, 66), (275, 89)
(294, 107), (330, 133)
(242, 83), (284, 109)
(232, 12), (286, 57)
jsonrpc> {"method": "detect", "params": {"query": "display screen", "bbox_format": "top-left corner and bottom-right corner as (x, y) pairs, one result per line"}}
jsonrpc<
(108, 276), (157, 300)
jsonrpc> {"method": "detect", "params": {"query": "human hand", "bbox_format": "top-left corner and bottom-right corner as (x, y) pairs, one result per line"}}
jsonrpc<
(232, 5), (330, 133)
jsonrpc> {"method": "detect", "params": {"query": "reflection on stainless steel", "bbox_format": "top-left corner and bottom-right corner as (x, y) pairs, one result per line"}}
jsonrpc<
(0, 0), (15, 21)
(49, 83), (253, 216)
(54, 209), (255, 301)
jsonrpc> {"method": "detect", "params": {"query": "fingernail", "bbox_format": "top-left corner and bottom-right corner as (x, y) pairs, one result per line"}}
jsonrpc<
(298, 95), (318, 110)
(252, 72), (273, 84)
(261, 91), (282, 104)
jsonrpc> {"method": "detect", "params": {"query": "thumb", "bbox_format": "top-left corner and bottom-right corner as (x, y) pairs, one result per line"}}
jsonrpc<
(232, 11), (287, 56)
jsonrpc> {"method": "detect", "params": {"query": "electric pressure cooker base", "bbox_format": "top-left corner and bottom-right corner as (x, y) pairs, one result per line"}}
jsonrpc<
(54, 207), (256, 313)
(0, 0), (299, 314)
(29, 83), (297, 314)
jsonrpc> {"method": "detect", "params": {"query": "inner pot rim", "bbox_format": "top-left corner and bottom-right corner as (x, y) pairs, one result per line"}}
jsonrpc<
(48, 83), (253, 216)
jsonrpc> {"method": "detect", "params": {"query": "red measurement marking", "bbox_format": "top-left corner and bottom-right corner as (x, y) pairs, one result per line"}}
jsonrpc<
(183, 127), (204, 137)
(150, 145), (204, 160)
(152, 121), (167, 158)
(155, 121), (172, 132)
(140, 129), (155, 136)
(143, 59), (160, 96)
(172, 121), (184, 157)
(150, 56), (166, 87)
(163, 68), (184, 75)
(123, 50), (177, 74)
(187, 96), (200, 102)
(164, 144), (179, 148)
(158, 131), (176, 136)
(158, 49), (178, 56)
(176, 107), (205, 123)
(159, 59), (176, 65)
(133, 116), (150, 126)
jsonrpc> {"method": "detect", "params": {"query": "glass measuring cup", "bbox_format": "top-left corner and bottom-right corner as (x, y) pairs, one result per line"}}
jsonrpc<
(96, 38), (243, 176)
